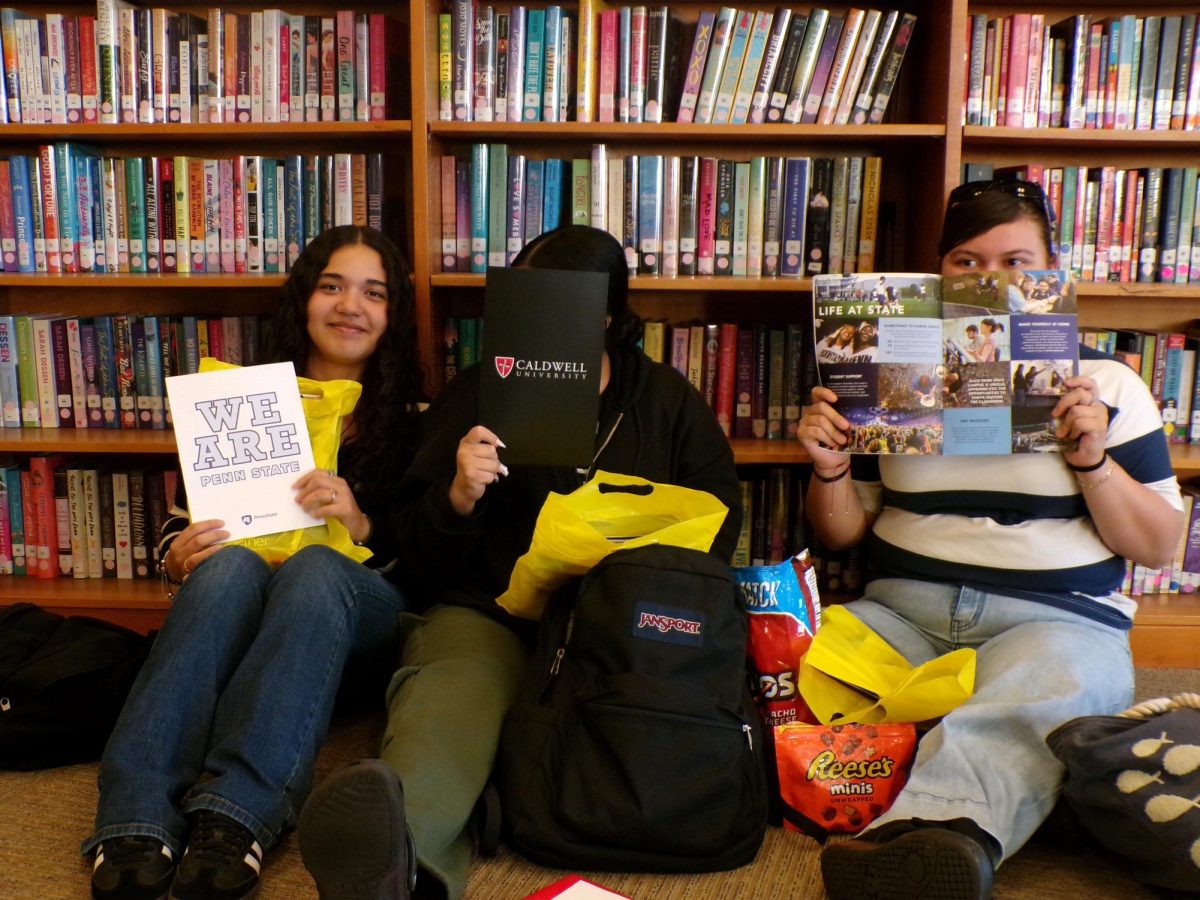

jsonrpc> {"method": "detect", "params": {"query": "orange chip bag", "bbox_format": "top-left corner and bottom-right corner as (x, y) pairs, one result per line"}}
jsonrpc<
(774, 722), (917, 838)
(735, 551), (821, 726)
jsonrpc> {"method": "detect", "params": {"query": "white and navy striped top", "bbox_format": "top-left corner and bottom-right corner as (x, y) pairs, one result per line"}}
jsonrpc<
(851, 347), (1183, 630)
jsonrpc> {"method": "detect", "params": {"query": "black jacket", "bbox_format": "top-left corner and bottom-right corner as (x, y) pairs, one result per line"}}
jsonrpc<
(388, 346), (742, 629)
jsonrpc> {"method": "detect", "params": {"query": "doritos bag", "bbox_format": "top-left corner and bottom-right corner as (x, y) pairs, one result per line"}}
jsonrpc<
(197, 358), (370, 565)
(734, 551), (821, 725)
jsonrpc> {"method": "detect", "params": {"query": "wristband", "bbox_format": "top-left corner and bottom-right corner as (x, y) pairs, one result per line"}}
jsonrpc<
(1066, 452), (1108, 473)
(1076, 458), (1116, 491)
(812, 463), (851, 483)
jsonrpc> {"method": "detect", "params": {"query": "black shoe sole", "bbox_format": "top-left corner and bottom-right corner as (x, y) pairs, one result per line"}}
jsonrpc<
(298, 759), (415, 900)
(821, 829), (994, 900)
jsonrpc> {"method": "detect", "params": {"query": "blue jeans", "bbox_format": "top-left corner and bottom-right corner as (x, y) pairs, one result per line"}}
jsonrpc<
(847, 578), (1134, 861)
(83, 545), (406, 857)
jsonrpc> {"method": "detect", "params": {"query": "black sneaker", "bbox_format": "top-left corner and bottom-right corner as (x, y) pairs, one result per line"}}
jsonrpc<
(170, 811), (263, 900)
(298, 759), (417, 900)
(821, 826), (995, 900)
(92, 836), (175, 900)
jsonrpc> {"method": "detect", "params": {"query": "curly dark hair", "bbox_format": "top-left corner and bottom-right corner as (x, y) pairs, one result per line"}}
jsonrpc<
(266, 225), (424, 497)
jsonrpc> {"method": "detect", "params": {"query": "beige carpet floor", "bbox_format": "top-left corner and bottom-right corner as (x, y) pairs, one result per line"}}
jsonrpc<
(2, 667), (1195, 899)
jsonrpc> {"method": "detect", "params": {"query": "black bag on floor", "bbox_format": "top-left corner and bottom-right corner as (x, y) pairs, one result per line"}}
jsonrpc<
(0, 603), (154, 770)
(498, 544), (768, 873)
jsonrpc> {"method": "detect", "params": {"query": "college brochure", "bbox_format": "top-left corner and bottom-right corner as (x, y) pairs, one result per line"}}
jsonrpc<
(812, 270), (1078, 455)
(479, 266), (608, 467)
(165, 361), (322, 540)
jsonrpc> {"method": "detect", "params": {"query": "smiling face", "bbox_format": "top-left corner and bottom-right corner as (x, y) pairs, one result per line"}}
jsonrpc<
(940, 216), (1053, 275)
(305, 242), (389, 381)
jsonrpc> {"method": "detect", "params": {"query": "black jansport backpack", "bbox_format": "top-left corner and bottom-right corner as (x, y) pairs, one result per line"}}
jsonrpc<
(498, 544), (768, 873)
(0, 603), (154, 770)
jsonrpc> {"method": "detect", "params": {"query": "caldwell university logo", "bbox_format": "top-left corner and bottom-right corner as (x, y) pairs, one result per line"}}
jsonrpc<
(492, 355), (589, 380)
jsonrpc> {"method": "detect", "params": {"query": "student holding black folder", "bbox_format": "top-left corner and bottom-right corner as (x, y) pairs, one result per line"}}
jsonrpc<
(297, 225), (742, 900)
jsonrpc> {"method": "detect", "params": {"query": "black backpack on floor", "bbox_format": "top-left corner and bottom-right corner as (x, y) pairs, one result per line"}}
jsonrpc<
(0, 603), (154, 770)
(498, 544), (768, 873)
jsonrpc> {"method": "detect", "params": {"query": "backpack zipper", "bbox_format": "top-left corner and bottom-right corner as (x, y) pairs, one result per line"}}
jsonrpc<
(743, 722), (753, 752)
(548, 612), (576, 677)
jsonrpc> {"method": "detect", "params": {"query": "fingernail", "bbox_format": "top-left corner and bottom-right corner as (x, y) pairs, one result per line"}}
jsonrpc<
(499, 464), (510, 477)
(496, 438), (507, 448)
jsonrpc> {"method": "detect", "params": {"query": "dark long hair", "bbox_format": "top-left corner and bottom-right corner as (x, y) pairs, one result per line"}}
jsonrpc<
(937, 191), (1056, 264)
(267, 225), (423, 496)
(511, 225), (644, 351)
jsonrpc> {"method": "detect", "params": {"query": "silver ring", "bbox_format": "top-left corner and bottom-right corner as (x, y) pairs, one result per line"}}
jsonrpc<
(330, 488), (337, 504)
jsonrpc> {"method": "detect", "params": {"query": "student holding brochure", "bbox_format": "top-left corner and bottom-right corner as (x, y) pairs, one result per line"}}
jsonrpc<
(84, 226), (424, 900)
(296, 225), (742, 900)
(800, 180), (1185, 900)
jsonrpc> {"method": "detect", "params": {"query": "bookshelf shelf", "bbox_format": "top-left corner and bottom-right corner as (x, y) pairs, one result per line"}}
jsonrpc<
(0, 431), (177, 455)
(729, 439), (810, 465)
(962, 127), (1200, 149)
(431, 122), (946, 144)
(432, 273), (818, 293)
(0, 274), (289, 288)
(0, 122), (413, 145)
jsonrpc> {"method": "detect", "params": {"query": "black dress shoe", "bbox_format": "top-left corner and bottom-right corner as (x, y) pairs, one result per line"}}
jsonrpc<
(298, 759), (418, 900)
(821, 826), (995, 900)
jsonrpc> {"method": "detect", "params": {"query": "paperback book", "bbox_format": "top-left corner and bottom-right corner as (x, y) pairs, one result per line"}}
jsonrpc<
(812, 270), (1078, 454)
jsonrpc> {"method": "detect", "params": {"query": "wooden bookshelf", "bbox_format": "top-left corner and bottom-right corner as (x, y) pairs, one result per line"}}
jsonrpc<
(6, 1), (1200, 666)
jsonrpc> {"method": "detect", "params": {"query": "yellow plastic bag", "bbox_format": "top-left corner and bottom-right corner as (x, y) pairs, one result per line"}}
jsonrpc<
(497, 471), (730, 620)
(197, 358), (371, 566)
(798, 605), (976, 725)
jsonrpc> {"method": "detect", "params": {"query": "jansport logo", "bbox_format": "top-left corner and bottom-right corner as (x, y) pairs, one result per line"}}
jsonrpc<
(492, 355), (589, 380)
(633, 601), (705, 647)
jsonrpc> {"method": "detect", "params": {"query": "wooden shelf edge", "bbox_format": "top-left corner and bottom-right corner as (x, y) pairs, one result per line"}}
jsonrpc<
(964, 126), (1200, 147)
(432, 273), (815, 292)
(430, 122), (946, 141)
(0, 273), (288, 288)
(2, 121), (412, 141)
(0, 430), (178, 454)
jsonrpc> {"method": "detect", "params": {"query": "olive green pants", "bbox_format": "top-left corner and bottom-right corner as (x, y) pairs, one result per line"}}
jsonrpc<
(380, 605), (527, 899)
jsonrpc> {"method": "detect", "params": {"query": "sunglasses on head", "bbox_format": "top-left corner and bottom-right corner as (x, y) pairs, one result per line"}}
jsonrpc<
(948, 178), (1056, 226)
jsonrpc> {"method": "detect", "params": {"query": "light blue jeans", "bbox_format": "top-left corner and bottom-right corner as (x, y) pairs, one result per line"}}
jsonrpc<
(847, 578), (1134, 862)
(83, 545), (406, 857)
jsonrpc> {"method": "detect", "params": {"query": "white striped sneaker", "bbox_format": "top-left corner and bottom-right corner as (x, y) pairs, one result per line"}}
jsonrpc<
(170, 811), (263, 900)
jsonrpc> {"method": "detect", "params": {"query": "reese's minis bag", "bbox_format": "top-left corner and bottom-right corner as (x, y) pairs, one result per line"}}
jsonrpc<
(774, 721), (917, 838)
(734, 551), (821, 726)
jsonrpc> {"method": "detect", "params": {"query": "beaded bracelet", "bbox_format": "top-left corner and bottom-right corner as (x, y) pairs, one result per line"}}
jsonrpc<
(812, 463), (851, 483)
(1076, 458), (1116, 491)
(1066, 452), (1108, 473)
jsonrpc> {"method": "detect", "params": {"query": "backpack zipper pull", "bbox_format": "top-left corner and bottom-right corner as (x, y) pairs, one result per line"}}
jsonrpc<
(549, 648), (565, 676)
(743, 723), (753, 751)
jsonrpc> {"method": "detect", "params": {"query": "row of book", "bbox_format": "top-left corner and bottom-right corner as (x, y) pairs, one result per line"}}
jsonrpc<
(732, 467), (807, 569)
(1126, 485), (1200, 596)
(972, 162), (1200, 285)
(964, 13), (1200, 131)
(0, 146), (383, 275)
(0, 456), (176, 580)
(439, 145), (882, 278)
(1080, 324), (1200, 448)
(0, 4), (403, 126)
(643, 320), (809, 441)
(443, 316), (484, 385)
(0, 313), (266, 431)
(441, 2), (916, 126)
